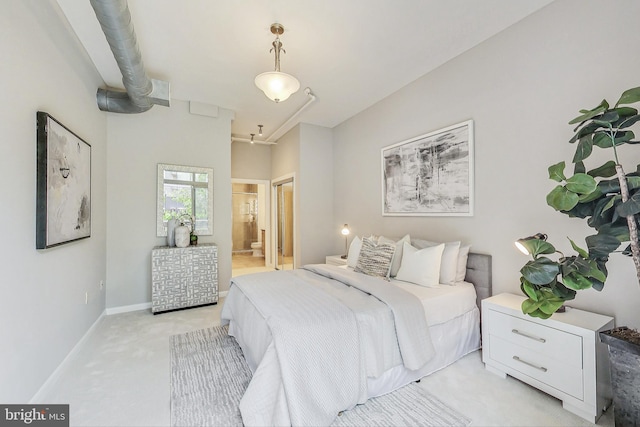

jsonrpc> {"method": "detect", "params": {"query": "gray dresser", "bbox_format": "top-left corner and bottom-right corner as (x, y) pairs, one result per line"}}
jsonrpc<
(151, 244), (218, 314)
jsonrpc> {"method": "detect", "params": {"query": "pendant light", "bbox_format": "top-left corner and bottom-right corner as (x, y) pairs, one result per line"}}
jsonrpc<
(254, 23), (300, 103)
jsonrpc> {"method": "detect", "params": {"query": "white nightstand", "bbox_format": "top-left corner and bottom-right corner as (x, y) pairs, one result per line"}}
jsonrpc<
(482, 293), (614, 423)
(325, 254), (348, 266)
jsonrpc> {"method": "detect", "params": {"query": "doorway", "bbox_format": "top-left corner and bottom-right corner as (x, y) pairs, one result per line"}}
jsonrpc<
(273, 177), (294, 270)
(231, 179), (272, 276)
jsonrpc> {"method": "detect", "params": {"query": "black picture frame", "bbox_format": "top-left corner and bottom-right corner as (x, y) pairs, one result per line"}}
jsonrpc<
(36, 112), (91, 249)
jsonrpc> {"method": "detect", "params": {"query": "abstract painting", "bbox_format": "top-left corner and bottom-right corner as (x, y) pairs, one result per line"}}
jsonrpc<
(36, 112), (91, 249)
(382, 120), (474, 216)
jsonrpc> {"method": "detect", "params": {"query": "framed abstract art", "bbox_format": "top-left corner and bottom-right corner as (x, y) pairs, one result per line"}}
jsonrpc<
(36, 111), (91, 249)
(382, 120), (474, 216)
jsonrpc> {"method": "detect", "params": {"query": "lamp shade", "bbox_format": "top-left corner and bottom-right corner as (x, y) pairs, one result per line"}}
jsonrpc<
(255, 71), (300, 103)
(341, 224), (350, 236)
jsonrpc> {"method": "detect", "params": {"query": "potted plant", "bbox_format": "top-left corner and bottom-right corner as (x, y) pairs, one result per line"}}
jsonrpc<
(517, 86), (640, 424)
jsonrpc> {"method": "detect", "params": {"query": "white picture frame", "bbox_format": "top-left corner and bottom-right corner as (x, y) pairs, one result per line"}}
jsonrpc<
(381, 120), (474, 216)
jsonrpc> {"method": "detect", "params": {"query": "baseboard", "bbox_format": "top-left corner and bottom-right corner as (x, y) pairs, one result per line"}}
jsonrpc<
(219, 290), (228, 298)
(105, 302), (152, 315)
(30, 309), (107, 403)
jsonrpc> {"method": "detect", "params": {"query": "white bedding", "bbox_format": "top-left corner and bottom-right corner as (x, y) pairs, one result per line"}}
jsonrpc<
(221, 264), (480, 426)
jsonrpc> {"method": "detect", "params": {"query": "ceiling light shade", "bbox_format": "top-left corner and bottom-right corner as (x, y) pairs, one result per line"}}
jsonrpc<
(255, 71), (300, 103)
(255, 24), (300, 103)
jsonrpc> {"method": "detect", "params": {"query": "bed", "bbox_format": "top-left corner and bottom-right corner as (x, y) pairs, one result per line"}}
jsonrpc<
(221, 237), (492, 426)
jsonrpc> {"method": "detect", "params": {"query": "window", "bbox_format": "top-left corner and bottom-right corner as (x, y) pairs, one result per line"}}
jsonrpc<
(157, 163), (213, 236)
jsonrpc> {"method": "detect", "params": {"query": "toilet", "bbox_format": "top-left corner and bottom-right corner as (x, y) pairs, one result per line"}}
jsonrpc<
(251, 241), (263, 257)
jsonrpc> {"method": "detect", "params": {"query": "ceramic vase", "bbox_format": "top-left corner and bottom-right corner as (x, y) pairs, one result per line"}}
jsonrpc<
(174, 225), (190, 248)
(166, 218), (179, 247)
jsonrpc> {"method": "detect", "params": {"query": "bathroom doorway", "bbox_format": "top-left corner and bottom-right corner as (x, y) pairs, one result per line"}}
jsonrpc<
(231, 179), (271, 276)
(273, 176), (294, 270)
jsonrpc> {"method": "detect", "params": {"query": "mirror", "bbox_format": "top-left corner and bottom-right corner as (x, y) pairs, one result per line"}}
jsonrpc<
(157, 163), (214, 236)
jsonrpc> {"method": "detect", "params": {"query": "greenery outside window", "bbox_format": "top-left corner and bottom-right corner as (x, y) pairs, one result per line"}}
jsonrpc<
(157, 163), (213, 236)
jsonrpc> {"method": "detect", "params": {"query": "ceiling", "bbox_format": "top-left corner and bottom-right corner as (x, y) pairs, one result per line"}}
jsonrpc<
(55, 0), (553, 143)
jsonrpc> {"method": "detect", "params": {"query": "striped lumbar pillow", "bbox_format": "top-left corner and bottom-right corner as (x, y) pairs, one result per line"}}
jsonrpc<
(354, 236), (396, 279)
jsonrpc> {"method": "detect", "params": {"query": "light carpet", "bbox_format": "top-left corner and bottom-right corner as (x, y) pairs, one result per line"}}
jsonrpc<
(170, 325), (471, 426)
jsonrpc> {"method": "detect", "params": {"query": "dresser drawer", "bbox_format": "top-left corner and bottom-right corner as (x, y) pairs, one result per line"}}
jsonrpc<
(489, 335), (583, 399)
(487, 309), (582, 365)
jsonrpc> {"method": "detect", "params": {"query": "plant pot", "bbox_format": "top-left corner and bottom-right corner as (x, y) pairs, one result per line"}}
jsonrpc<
(599, 327), (640, 426)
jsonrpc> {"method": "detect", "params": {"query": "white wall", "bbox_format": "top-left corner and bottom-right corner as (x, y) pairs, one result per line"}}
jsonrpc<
(298, 124), (334, 264)
(0, 0), (107, 402)
(106, 100), (233, 304)
(231, 141), (272, 180)
(271, 124), (334, 266)
(333, 0), (640, 327)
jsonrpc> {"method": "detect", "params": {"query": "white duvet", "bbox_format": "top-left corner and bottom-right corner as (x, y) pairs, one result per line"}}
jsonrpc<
(221, 264), (436, 426)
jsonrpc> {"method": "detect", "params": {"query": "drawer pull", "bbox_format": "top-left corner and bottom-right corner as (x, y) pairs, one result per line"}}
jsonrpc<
(511, 329), (546, 343)
(513, 356), (548, 372)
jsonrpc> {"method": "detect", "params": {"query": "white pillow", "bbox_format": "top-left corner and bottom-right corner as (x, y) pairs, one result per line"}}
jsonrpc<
(412, 239), (460, 285)
(456, 244), (472, 282)
(395, 242), (444, 287)
(346, 236), (362, 268)
(378, 234), (411, 277)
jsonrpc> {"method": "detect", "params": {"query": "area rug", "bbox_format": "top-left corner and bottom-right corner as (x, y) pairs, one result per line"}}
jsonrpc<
(170, 325), (471, 426)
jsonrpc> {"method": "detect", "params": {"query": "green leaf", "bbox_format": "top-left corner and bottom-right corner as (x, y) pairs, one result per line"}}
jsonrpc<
(618, 114), (640, 129)
(548, 162), (566, 182)
(539, 297), (565, 315)
(572, 136), (593, 163)
(569, 238), (589, 259)
(586, 234), (621, 258)
(518, 238), (556, 258)
(588, 161), (617, 178)
(547, 185), (579, 211)
(561, 272), (593, 290)
(551, 282), (577, 300)
(578, 187), (603, 203)
(521, 257), (560, 285)
(569, 100), (609, 125)
(616, 190), (640, 217)
(574, 161), (586, 174)
(565, 173), (597, 194)
(593, 132), (616, 148)
(521, 279), (538, 302)
(570, 122), (602, 142)
(521, 298), (542, 314)
(527, 308), (553, 319)
(615, 86), (640, 107)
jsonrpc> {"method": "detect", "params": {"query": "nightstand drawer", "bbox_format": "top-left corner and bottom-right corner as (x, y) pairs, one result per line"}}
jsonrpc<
(490, 335), (583, 399)
(487, 309), (582, 364)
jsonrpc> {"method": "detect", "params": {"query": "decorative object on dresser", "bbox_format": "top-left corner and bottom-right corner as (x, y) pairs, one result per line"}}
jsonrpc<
(151, 244), (218, 314)
(36, 111), (92, 249)
(166, 218), (179, 247)
(381, 120), (474, 217)
(515, 86), (640, 424)
(482, 293), (614, 423)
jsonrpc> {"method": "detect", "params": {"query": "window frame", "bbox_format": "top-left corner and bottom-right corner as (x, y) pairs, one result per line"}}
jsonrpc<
(156, 163), (214, 237)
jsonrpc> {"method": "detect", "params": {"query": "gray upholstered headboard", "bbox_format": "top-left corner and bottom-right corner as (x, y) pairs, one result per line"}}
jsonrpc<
(465, 253), (492, 309)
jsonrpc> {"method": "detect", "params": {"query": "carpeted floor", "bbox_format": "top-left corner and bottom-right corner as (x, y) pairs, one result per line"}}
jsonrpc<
(170, 325), (472, 427)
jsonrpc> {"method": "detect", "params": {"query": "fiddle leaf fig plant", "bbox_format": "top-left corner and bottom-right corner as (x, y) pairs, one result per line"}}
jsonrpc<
(519, 86), (640, 319)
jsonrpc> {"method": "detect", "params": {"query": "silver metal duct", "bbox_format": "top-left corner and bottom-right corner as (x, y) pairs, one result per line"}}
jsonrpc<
(90, 0), (170, 113)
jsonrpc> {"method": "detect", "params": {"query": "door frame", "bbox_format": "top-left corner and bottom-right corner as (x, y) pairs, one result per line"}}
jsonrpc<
(232, 178), (271, 267)
(271, 173), (296, 270)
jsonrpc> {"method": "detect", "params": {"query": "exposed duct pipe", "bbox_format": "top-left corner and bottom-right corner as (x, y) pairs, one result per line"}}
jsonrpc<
(231, 88), (317, 145)
(89, 0), (170, 113)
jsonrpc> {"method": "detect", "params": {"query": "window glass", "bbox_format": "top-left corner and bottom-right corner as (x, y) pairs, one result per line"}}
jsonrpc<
(157, 164), (213, 236)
